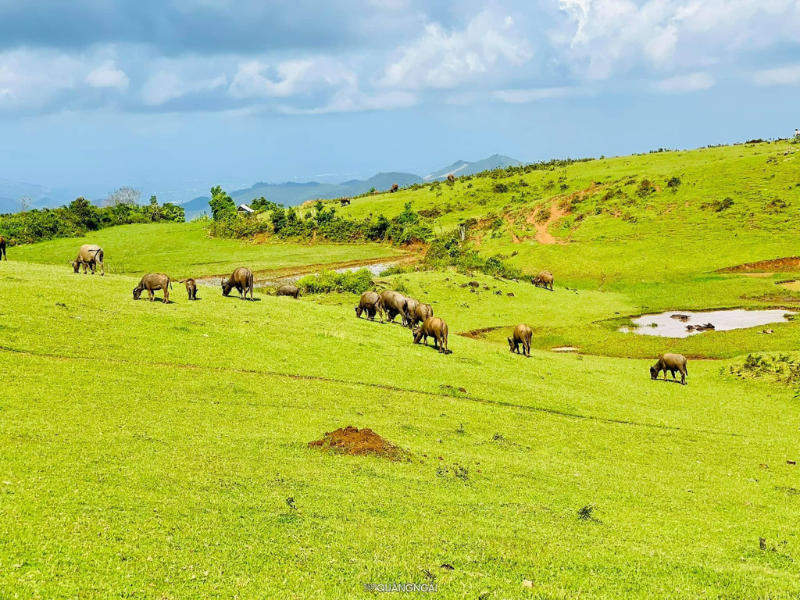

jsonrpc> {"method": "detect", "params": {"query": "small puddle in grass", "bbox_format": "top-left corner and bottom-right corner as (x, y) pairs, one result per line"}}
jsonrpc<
(620, 310), (794, 338)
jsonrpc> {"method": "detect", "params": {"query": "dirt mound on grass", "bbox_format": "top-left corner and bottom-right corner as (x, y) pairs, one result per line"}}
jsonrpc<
(719, 257), (800, 273)
(309, 426), (409, 461)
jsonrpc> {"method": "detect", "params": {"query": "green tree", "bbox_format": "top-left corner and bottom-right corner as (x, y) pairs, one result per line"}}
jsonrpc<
(209, 186), (235, 221)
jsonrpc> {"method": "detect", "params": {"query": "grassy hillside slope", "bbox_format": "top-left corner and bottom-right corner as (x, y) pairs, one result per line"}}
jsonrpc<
(8, 220), (400, 279)
(1, 262), (799, 599)
(3, 140), (800, 598)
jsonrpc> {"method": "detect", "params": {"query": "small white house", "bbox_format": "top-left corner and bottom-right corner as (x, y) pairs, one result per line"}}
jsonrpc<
(237, 204), (255, 216)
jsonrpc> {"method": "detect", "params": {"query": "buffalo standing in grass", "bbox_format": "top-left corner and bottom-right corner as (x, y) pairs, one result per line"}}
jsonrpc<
(390, 183), (399, 193)
(650, 353), (688, 385)
(133, 273), (172, 304)
(181, 279), (198, 300)
(413, 317), (449, 354)
(222, 267), (254, 300)
(533, 270), (554, 291)
(447, 174), (455, 183)
(355, 291), (384, 321)
(340, 198), (351, 207)
(72, 244), (105, 275)
(402, 297), (419, 328)
(0, 236), (6, 260)
(277, 284), (301, 299)
(380, 290), (407, 325)
(407, 302), (433, 329)
(508, 323), (532, 357)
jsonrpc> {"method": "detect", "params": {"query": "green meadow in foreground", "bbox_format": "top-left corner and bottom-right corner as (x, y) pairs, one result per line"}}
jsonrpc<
(2, 140), (800, 598)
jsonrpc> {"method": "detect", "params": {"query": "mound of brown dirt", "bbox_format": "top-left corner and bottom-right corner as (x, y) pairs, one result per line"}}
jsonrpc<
(719, 257), (800, 273)
(309, 426), (409, 461)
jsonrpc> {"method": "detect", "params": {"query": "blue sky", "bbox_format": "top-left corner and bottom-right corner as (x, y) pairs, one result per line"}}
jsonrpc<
(1, 0), (799, 189)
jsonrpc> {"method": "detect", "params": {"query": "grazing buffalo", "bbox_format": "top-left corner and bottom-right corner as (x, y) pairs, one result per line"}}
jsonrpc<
(407, 302), (433, 329)
(380, 290), (407, 325)
(390, 183), (399, 193)
(133, 273), (172, 303)
(402, 297), (419, 328)
(533, 270), (554, 291)
(340, 198), (351, 207)
(412, 317), (449, 354)
(355, 291), (384, 321)
(222, 267), (254, 300)
(447, 174), (455, 183)
(182, 279), (198, 300)
(72, 244), (104, 275)
(508, 324), (532, 357)
(277, 284), (301, 299)
(0, 236), (6, 260)
(650, 353), (688, 385)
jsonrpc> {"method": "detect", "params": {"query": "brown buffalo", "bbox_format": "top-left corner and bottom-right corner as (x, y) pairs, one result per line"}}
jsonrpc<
(447, 174), (455, 183)
(508, 324), (532, 357)
(650, 353), (688, 385)
(133, 273), (172, 303)
(340, 198), (351, 207)
(380, 290), (407, 325)
(402, 297), (419, 328)
(412, 317), (449, 354)
(533, 270), (554, 291)
(181, 279), (198, 300)
(72, 244), (104, 275)
(0, 236), (6, 260)
(355, 291), (384, 321)
(390, 183), (399, 193)
(277, 284), (301, 299)
(222, 267), (254, 300)
(407, 302), (433, 329)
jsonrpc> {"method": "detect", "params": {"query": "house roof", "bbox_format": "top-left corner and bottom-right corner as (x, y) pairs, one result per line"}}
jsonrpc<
(237, 204), (254, 213)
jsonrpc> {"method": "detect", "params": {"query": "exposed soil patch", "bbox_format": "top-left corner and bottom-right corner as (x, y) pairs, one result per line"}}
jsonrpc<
(719, 257), (800, 273)
(308, 426), (410, 461)
(458, 326), (506, 340)
(778, 280), (800, 292)
(526, 203), (567, 245)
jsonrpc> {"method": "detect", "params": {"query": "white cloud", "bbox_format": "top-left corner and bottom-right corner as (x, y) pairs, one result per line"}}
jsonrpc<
(555, 0), (800, 80)
(752, 64), (800, 86)
(86, 60), (129, 92)
(229, 58), (356, 99)
(141, 71), (227, 106)
(652, 71), (714, 93)
(0, 49), (83, 110)
(380, 9), (533, 90)
(494, 86), (586, 103)
(279, 88), (417, 115)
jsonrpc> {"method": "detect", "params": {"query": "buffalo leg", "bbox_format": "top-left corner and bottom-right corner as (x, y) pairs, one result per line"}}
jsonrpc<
(164, 286), (170, 304)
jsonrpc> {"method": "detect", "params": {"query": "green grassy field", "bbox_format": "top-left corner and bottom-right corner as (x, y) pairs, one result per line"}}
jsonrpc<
(2, 141), (800, 598)
(9, 220), (401, 280)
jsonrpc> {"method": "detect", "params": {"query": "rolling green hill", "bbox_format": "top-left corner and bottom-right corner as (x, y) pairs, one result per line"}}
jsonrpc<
(2, 140), (800, 598)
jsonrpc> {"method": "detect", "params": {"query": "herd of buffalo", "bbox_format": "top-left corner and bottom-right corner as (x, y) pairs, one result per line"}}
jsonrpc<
(4, 240), (689, 383)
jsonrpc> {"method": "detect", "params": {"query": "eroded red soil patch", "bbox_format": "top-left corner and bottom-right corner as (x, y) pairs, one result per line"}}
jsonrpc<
(719, 257), (800, 273)
(309, 426), (409, 461)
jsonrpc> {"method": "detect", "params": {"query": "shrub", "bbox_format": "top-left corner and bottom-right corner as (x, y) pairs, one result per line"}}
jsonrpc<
(493, 183), (509, 194)
(297, 268), (374, 295)
(702, 197), (734, 212)
(636, 179), (656, 198)
(666, 176), (681, 189)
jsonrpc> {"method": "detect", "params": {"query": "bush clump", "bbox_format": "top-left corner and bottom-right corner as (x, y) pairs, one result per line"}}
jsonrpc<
(702, 197), (734, 212)
(297, 268), (374, 295)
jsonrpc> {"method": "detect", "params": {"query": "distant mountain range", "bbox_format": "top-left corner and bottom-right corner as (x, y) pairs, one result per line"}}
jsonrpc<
(0, 154), (521, 217)
(423, 154), (521, 181)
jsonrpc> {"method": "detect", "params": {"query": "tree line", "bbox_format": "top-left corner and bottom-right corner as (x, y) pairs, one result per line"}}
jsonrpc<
(0, 189), (185, 245)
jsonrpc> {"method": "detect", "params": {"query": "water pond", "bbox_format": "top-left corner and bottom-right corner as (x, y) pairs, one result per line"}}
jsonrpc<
(620, 309), (794, 338)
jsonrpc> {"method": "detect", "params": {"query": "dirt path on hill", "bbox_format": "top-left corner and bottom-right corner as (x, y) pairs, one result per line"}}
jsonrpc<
(195, 253), (418, 287)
